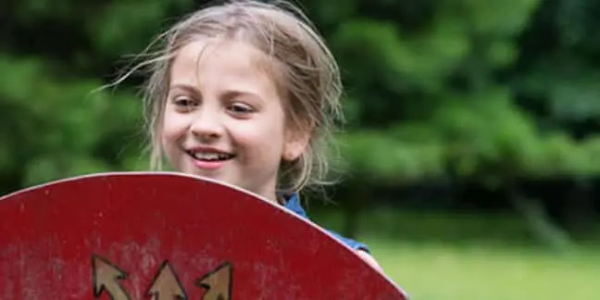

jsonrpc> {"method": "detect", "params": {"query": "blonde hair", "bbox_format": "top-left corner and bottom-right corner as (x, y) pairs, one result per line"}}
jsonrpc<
(114, 0), (344, 196)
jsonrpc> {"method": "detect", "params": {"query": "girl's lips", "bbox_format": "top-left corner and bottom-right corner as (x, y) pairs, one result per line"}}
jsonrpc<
(192, 158), (226, 170)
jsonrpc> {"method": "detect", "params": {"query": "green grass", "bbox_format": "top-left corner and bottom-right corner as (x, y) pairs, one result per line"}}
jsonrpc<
(363, 238), (599, 300)
(309, 208), (599, 300)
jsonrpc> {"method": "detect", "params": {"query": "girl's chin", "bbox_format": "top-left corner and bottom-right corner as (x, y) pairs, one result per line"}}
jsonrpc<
(183, 165), (228, 180)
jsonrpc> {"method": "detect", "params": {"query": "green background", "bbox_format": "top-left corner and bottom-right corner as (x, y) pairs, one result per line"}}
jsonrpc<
(1, 0), (599, 298)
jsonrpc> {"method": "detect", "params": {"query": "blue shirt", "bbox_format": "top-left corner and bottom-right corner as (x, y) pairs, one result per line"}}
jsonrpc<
(282, 193), (370, 253)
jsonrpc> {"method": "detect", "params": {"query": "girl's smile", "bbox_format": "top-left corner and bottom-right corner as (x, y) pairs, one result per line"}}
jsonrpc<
(185, 146), (236, 171)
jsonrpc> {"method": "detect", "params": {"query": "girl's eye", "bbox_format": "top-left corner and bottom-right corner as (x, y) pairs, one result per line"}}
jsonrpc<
(173, 97), (197, 110)
(228, 103), (253, 115)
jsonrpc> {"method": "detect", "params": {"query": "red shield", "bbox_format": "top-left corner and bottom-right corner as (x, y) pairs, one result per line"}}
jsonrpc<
(0, 172), (407, 299)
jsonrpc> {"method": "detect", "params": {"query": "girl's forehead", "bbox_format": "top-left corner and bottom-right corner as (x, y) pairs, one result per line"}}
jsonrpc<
(168, 38), (282, 96)
(176, 37), (275, 71)
(169, 38), (284, 90)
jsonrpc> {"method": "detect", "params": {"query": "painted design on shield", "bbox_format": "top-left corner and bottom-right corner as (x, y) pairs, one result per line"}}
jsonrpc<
(145, 260), (187, 300)
(92, 254), (131, 300)
(196, 262), (233, 300)
(91, 254), (233, 300)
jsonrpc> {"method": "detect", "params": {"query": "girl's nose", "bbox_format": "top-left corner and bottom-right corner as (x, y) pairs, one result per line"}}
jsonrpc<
(190, 106), (224, 141)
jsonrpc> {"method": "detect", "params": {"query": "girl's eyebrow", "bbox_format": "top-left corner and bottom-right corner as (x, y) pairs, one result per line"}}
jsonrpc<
(169, 83), (198, 93)
(168, 84), (203, 100)
(170, 83), (264, 101)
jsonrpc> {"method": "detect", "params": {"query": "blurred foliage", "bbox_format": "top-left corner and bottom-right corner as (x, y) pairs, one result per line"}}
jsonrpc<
(2, 0), (600, 245)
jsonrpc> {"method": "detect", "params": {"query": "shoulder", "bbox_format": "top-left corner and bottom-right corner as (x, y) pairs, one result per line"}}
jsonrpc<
(325, 230), (370, 253)
(282, 193), (368, 251)
(282, 193), (381, 270)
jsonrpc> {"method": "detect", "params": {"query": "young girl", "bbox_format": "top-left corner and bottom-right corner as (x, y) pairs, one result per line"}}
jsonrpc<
(117, 0), (382, 271)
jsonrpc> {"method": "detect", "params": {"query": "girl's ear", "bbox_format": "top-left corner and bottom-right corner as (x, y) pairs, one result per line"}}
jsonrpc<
(282, 127), (311, 162)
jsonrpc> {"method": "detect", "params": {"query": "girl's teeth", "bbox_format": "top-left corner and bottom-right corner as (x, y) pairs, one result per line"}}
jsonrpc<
(192, 152), (231, 161)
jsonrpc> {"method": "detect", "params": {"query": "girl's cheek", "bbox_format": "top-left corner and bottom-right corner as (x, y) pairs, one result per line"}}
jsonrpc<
(162, 112), (191, 135)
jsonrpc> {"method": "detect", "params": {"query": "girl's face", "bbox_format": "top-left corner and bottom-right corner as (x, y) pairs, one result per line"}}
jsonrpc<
(160, 39), (308, 203)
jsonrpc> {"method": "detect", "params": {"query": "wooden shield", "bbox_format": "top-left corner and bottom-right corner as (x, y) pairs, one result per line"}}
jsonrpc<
(0, 172), (408, 299)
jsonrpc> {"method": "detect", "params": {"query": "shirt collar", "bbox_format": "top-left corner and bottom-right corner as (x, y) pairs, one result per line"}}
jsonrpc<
(282, 193), (308, 219)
